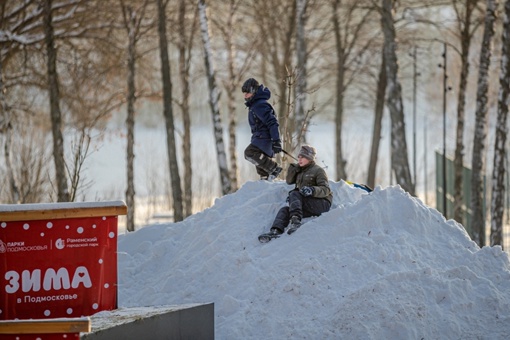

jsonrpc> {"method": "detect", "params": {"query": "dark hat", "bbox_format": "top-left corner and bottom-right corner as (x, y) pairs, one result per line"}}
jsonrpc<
(298, 145), (316, 161)
(242, 78), (259, 94)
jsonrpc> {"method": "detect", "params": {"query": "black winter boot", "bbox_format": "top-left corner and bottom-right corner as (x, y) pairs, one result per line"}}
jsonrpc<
(258, 227), (283, 243)
(287, 216), (302, 235)
(268, 166), (282, 181)
(269, 227), (283, 235)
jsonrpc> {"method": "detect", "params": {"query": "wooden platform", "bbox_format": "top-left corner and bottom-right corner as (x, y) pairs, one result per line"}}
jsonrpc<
(0, 201), (127, 221)
(0, 317), (90, 334)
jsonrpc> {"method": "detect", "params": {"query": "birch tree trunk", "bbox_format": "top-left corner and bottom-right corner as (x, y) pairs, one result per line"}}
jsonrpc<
(225, 0), (239, 192)
(157, 0), (184, 221)
(43, 0), (69, 202)
(178, 0), (194, 217)
(123, 5), (137, 232)
(380, 0), (414, 195)
(367, 50), (387, 189)
(198, 0), (232, 195)
(490, 0), (510, 247)
(295, 0), (308, 144)
(453, 0), (476, 224)
(471, 0), (497, 247)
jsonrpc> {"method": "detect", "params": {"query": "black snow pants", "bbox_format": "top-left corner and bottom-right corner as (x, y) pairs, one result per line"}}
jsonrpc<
(271, 190), (331, 232)
(244, 143), (277, 177)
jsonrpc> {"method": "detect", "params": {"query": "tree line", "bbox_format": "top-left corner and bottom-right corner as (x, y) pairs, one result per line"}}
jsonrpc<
(0, 0), (508, 247)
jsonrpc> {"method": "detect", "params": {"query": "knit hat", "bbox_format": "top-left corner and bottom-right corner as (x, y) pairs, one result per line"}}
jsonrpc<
(298, 145), (316, 161)
(241, 78), (259, 94)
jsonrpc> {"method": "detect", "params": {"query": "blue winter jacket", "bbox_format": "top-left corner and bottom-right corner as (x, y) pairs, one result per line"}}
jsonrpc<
(245, 85), (280, 157)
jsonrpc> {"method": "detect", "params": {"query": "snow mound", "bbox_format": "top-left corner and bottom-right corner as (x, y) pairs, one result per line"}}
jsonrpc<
(117, 180), (510, 339)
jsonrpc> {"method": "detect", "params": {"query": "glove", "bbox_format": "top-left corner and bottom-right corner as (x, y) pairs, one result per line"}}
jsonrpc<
(272, 139), (282, 154)
(289, 163), (301, 173)
(300, 186), (314, 197)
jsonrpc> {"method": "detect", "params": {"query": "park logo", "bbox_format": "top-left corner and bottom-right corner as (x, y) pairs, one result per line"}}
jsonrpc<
(0, 239), (6, 253)
(55, 238), (65, 250)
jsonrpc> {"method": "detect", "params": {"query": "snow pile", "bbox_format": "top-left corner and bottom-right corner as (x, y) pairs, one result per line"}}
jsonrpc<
(117, 180), (510, 339)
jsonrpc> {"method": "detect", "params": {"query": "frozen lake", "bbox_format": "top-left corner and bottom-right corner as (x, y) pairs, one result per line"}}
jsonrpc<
(85, 121), (398, 201)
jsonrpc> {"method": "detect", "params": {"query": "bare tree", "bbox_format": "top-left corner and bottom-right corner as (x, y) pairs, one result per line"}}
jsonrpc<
(120, 0), (151, 231)
(471, 0), (497, 247)
(2, 123), (20, 203)
(1, 1), (70, 203)
(157, 0), (184, 221)
(1, 114), (52, 204)
(380, 0), (414, 194)
(43, 0), (69, 202)
(295, 0), (308, 145)
(123, 4), (137, 231)
(0, 2), (24, 204)
(254, 0), (331, 157)
(222, 1), (241, 191)
(211, 0), (247, 192)
(0, 57), (20, 203)
(490, 0), (510, 247)
(177, 0), (197, 216)
(452, 0), (478, 223)
(332, 0), (376, 181)
(282, 69), (296, 166)
(3, 0), (133, 191)
(198, 0), (232, 195)
(66, 128), (93, 202)
(332, 0), (347, 181)
(255, 0), (296, 143)
(367, 49), (386, 189)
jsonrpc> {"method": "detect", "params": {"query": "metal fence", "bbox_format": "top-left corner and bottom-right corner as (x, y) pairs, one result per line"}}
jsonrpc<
(435, 151), (489, 245)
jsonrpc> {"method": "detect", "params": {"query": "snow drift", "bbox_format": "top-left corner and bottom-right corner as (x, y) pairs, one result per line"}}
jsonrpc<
(117, 180), (510, 339)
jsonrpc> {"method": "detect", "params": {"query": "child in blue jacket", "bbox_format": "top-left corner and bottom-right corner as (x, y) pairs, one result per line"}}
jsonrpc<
(242, 78), (282, 180)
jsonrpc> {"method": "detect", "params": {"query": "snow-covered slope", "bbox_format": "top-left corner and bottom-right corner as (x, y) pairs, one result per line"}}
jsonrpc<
(117, 180), (510, 339)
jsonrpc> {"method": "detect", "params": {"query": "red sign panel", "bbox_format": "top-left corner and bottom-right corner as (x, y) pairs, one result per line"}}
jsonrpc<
(0, 216), (118, 321)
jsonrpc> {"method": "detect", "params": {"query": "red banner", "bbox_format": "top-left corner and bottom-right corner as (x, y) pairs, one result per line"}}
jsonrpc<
(0, 215), (118, 321)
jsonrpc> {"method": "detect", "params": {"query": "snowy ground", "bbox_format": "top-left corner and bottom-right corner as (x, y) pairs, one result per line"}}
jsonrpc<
(116, 180), (510, 339)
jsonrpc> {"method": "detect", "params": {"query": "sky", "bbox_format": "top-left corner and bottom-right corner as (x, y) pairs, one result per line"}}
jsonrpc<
(114, 179), (510, 339)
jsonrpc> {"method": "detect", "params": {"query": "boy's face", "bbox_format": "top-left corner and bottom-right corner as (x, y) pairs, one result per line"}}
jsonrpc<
(243, 92), (253, 100)
(298, 155), (310, 167)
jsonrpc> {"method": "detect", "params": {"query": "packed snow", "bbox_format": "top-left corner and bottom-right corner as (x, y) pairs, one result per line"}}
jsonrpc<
(116, 180), (510, 339)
